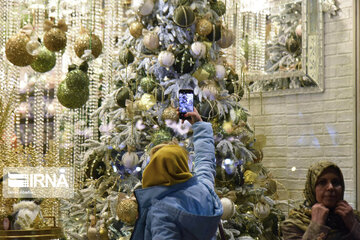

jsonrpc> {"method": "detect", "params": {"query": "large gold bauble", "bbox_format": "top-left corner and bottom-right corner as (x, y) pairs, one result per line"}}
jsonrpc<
(116, 199), (138, 225)
(5, 33), (35, 66)
(137, 93), (156, 111)
(244, 170), (258, 184)
(129, 21), (143, 38)
(162, 105), (179, 122)
(43, 28), (67, 52)
(74, 33), (102, 59)
(196, 18), (212, 36)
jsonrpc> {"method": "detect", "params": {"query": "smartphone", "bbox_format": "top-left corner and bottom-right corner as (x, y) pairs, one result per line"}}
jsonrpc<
(179, 89), (194, 120)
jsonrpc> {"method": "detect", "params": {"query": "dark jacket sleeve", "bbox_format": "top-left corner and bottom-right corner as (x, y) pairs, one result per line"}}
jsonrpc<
(192, 121), (216, 188)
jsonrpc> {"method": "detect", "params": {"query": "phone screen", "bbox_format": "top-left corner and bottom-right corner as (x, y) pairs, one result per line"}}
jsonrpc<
(179, 90), (194, 119)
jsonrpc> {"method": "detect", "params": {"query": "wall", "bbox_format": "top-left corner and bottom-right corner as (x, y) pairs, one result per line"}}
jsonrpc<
(241, 0), (356, 207)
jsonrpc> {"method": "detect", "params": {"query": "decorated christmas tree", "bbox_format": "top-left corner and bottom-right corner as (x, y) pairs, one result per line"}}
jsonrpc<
(60, 0), (285, 239)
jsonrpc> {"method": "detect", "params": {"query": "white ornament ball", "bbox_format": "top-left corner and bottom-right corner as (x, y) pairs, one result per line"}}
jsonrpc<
(158, 51), (175, 68)
(295, 24), (302, 37)
(220, 197), (235, 220)
(143, 32), (159, 51)
(215, 65), (226, 80)
(132, 0), (154, 16)
(190, 41), (206, 59)
(122, 152), (139, 168)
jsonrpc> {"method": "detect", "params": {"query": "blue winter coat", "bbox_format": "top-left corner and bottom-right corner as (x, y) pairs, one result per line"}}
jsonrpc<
(131, 121), (223, 240)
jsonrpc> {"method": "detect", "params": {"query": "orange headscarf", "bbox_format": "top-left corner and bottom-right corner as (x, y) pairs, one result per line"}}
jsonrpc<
(142, 145), (193, 188)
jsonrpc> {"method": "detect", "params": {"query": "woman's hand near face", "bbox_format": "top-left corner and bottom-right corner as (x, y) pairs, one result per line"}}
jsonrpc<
(335, 200), (356, 231)
(311, 203), (329, 225)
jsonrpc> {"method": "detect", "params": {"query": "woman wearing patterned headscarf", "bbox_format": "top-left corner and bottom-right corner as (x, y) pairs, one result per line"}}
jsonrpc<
(130, 108), (223, 240)
(281, 161), (360, 240)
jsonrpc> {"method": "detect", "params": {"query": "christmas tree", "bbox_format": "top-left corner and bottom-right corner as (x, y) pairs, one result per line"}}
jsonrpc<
(61, 0), (284, 239)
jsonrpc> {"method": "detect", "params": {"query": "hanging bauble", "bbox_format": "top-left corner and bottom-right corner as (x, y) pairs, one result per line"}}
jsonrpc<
(5, 33), (35, 66)
(202, 62), (216, 78)
(158, 51), (175, 68)
(210, 1), (226, 16)
(244, 170), (258, 184)
(99, 225), (109, 240)
(119, 48), (135, 66)
(222, 120), (233, 135)
(174, 49), (194, 74)
(217, 28), (235, 48)
(26, 38), (41, 56)
(151, 129), (172, 146)
(190, 41), (206, 59)
(129, 21), (143, 39)
(43, 19), (68, 52)
(214, 65), (226, 80)
(122, 151), (139, 168)
(253, 201), (271, 220)
(196, 18), (212, 36)
(57, 81), (89, 109)
(116, 198), (138, 225)
(198, 101), (217, 121)
(137, 93), (156, 111)
(286, 34), (300, 53)
(30, 46), (56, 73)
(263, 179), (277, 196)
(206, 23), (222, 41)
(143, 32), (159, 51)
(140, 76), (156, 93)
(220, 198), (235, 220)
(115, 87), (130, 108)
(295, 24), (302, 37)
(65, 69), (90, 90)
(85, 156), (106, 179)
(131, 0), (154, 16)
(173, 6), (195, 27)
(74, 32), (103, 59)
(162, 105), (179, 122)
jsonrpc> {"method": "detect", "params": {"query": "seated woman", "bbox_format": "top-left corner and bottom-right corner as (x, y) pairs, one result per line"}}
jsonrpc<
(281, 161), (360, 240)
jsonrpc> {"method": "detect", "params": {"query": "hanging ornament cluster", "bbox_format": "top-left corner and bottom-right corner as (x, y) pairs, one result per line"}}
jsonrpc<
(57, 62), (90, 109)
(74, 29), (103, 59)
(5, 29), (35, 67)
(43, 19), (68, 52)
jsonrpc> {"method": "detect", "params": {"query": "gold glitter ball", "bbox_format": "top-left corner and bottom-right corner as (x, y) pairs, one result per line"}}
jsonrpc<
(162, 105), (179, 121)
(74, 33), (103, 59)
(196, 18), (212, 36)
(116, 199), (138, 225)
(5, 33), (35, 66)
(43, 28), (67, 52)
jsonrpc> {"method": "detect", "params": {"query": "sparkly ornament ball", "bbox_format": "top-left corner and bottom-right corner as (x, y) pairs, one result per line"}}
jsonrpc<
(129, 21), (143, 39)
(116, 199), (138, 225)
(65, 69), (90, 90)
(196, 18), (212, 36)
(74, 33), (103, 59)
(31, 47), (56, 73)
(57, 81), (89, 109)
(5, 33), (35, 66)
(43, 27), (67, 52)
(162, 105), (179, 122)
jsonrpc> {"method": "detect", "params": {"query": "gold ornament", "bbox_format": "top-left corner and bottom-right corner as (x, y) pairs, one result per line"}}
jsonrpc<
(244, 170), (258, 184)
(99, 224), (109, 240)
(222, 121), (233, 135)
(129, 21), (143, 38)
(217, 27), (235, 48)
(43, 19), (68, 52)
(116, 199), (138, 225)
(196, 18), (212, 36)
(5, 33), (35, 66)
(74, 32), (103, 59)
(137, 93), (156, 111)
(162, 105), (179, 122)
(253, 201), (270, 219)
(143, 31), (160, 51)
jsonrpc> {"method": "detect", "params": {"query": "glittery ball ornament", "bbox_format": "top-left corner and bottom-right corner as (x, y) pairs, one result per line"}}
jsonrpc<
(143, 32), (159, 51)
(140, 76), (156, 93)
(44, 28), (67, 52)
(116, 198), (138, 225)
(244, 170), (258, 184)
(65, 69), (90, 90)
(210, 1), (226, 16)
(57, 81), (89, 109)
(30, 46), (56, 73)
(220, 197), (235, 220)
(162, 105), (179, 121)
(151, 129), (172, 146)
(5, 33), (35, 66)
(74, 32), (103, 59)
(129, 21), (143, 39)
(196, 18), (212, 36)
